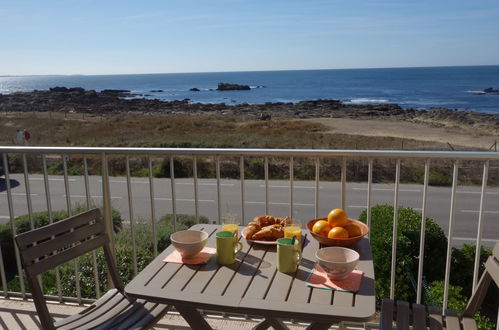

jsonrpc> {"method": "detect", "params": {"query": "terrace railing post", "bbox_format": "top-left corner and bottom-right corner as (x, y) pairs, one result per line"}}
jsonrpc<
(101, 153), (117, 278)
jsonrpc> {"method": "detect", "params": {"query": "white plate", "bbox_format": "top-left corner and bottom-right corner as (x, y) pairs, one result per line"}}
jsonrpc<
(242, 227), (278, 245)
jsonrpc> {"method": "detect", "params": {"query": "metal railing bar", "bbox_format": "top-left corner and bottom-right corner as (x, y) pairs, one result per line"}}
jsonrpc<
(63, 155), (82, 304)
(289, 157), (294, 218)
(170, 157), (178, 229)
(42, 155), (62, 302)
(22, 154), (34, 230)
(366, 159), (373, 232)
(443, 160), (459, 311)
(390, 159), (401, 300)
(83, 156), (101, 299)
(0, 155), (7, 295)
(264, 157), (269, 215)
(341, 157), (347, 210)
(22, 154), (43, 291)
(416, 159), (430, 304)
(148, 157), (158, 256)
(216, 156), (221, 224)
(2, 146), (499, 161)
(126, 155), (138, 276)
(315, 158), (320, 219)
(473, 160), (489, 292)
(3, 153), (25, 297)
(193, 156), (199, 224)
(240, 156), (245, 225)
(0, 244), (6, 298)
(100, 153), (116, 262)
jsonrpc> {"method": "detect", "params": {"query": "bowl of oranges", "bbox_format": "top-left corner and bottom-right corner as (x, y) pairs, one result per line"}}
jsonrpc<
(307, 209), (368, 247)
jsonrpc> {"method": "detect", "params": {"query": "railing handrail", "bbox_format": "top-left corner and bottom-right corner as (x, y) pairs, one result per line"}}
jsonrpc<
(1, 146), (499, 160)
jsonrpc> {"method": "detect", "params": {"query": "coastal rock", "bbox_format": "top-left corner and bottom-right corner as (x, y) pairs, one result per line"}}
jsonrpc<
(217, 83), (250, 91)
(1, 88), (498, 134)
(100, 89), (131, 94)
(190, 88), (200, 91)
(484, 88), (499, 94)
(150, 90), (163, 92)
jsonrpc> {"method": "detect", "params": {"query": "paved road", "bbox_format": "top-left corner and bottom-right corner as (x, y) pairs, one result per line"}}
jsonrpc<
(1, 174), (498, 248)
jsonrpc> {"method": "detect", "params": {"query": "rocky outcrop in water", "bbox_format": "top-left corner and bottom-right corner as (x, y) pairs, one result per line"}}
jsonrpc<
(484, 88), (499, 94)
(0, 88), (498, 133)
(217, 83), (250, 91)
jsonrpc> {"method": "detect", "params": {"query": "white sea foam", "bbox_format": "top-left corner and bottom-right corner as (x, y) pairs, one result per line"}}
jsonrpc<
(345, 98), (389, 104)
(466, 90), (486, 95)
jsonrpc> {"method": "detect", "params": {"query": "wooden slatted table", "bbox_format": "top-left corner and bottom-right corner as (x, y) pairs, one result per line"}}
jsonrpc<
(125, 224), (376, 330)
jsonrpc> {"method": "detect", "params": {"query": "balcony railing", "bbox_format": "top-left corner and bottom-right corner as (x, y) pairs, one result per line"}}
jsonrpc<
(0, 146), (498, 318)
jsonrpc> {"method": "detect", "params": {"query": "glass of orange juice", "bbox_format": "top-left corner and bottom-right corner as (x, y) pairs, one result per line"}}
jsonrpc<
(284, 220), (302, 247)
(221, 214), (240, 238)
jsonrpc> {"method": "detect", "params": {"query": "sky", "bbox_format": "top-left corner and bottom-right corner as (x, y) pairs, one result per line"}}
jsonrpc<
(1, 0), (499, 75)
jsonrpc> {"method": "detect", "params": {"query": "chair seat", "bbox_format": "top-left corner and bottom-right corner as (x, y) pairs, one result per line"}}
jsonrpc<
(381, 299), (477, 330)
(54, 289), (169, 330)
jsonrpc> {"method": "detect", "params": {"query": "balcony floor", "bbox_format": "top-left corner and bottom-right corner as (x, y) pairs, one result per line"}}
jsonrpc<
(0, 297), (313, 329)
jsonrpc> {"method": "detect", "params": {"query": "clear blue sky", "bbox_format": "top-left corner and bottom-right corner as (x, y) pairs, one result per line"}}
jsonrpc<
(1, 0), (499, 75)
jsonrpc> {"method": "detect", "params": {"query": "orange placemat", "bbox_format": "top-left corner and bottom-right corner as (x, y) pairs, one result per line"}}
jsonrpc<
(163, 247), (216, 265)
(306, 263), (364, 292)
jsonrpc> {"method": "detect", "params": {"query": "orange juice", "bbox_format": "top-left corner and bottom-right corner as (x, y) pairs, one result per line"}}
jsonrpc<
(221, 223), (238, 238)
(284, 225), (302, 245)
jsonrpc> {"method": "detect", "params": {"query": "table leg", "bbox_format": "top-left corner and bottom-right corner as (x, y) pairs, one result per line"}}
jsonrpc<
(305, 321), (334, 330)
(175, 305), (213, 330)
(253, 317), (289, 330)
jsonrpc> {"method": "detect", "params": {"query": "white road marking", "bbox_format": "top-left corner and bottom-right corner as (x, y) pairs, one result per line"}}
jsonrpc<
(352, 187), (421, 192)
(258, 185), (318, 189)
(65, 195), (122, 199)
(153, 198), (215, 202)
(29, 178), (76, 182)
(176, 183), (234, 187)
(244, 201), (314, 206)
(98, 180), (234, 186)
(457, 191), (499, 195)
(453, 237), (499, 243)
(104, 180), (149, 184)
(0, 192), (38, 196)
(460, 210), (499, 214)
(0, 216), (10, 219)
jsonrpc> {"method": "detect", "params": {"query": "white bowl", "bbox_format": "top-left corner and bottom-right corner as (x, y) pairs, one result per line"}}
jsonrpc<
(170, 230), (209, 258)
(316, 247), (359, 280)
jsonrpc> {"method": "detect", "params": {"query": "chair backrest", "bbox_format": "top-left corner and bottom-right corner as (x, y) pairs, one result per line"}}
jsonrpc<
(15, 208), (123, 329)
(463, 242), (499, 317)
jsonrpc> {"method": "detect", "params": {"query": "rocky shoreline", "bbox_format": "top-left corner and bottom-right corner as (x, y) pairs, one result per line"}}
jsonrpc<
(1, 87), (498, 133)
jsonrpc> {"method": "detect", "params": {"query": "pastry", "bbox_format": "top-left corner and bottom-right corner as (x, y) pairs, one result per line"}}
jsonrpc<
(251, 224), (284, 240)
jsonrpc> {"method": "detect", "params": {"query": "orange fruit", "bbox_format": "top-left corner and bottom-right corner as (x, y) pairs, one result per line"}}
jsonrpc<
(328, 226), (349, 239)
(344, 222), (362, 237)
(327, 208), (349, 227)
(312, 220), (331, 237)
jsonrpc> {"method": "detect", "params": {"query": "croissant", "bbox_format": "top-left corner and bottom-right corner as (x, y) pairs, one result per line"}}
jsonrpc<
(277, 217), (292, 226)
(255, 215), (278, 227)
(244, 223), (261, 240)
(251, 224), (284, 240)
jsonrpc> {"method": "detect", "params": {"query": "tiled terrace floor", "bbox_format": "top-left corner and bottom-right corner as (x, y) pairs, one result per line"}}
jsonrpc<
(0, 298), (315, 329)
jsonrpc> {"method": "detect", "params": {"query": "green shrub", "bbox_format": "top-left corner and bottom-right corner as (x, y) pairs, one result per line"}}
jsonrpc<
(7, 212), (208, 299)
(426, 281), (495, 330)
(451, 244), (492, 297)
(358, 205), (448, 302)
(153, 157), (191, 178)
(1, 205), (123, 284)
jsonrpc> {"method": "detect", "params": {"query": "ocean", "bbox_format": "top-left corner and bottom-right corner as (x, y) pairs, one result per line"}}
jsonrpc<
(1, 66), (499, 113)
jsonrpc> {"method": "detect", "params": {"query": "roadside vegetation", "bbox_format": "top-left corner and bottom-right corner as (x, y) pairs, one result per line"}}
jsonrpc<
(2, 113), (498, 186)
